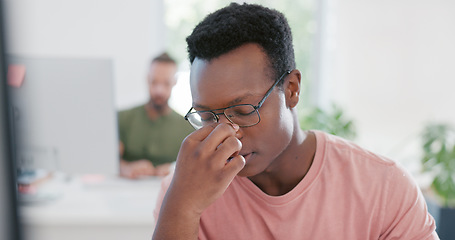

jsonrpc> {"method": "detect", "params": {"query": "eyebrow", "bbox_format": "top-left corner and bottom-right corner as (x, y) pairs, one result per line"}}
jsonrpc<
(193, 92), (255, 110)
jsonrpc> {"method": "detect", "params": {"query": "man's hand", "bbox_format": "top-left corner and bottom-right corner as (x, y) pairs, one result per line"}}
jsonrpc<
(170, 123), (245, 213)
(120, 159), (156, 179)
(153, 123), (245, 239)
(154, 163), (172, 176)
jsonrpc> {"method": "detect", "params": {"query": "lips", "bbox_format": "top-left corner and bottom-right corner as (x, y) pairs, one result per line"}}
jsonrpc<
(227, 152), (252, 163)
(240, 152), (253, 163)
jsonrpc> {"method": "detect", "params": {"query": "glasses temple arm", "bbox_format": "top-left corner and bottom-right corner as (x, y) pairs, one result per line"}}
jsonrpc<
(256, 70), (291, 109)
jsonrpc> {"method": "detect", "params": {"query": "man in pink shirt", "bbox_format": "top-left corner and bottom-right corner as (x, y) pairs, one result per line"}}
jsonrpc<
(153, 3), (438, 239)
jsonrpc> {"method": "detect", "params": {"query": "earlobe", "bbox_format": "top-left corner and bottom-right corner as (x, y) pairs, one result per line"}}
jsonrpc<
(285, 70), (301, 108)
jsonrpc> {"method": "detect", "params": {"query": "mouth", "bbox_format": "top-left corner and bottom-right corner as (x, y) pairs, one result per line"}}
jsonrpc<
(226, 152), (253, 164)
(240, 152), (253, 163)
(227, 152), (253, 163)
(227, 153), (253, 163)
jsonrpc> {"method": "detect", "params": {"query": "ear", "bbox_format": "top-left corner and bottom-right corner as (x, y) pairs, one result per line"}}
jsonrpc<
(284, 70), (301, 108)
(171, 76), (177, 87)
(146, 71), (152, 85)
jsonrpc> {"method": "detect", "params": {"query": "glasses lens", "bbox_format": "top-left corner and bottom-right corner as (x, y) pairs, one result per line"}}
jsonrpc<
(224, 105), (259, 127)
(187, 111), (216, 129)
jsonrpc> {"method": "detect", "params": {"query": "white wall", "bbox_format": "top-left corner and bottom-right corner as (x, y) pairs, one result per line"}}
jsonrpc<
(4, 0), (166, 110)
(6, 0), (454, 170)
(327, 0), (455, 169)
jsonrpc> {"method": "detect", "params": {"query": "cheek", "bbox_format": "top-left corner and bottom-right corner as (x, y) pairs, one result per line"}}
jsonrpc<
(270, 99), (294, 143)
(277, 104), (294, 137)
(266, 94), (293, 132)
(150, 85), (172, 96)
(247, 98), (293, 152)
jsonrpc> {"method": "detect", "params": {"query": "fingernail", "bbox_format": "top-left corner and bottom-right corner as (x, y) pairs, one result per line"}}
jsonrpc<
(231, 123), (239, 131)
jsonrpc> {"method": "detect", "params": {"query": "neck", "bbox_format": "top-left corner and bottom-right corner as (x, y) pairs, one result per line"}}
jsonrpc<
(248, 119), (316, 196)
(145, 100), (171, 120)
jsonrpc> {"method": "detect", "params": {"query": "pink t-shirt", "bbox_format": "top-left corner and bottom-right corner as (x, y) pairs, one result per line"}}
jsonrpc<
(154, 131), (438, 239)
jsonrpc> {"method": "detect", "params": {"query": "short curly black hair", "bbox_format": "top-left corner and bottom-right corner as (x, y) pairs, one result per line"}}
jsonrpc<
(186, 3), (295, 81)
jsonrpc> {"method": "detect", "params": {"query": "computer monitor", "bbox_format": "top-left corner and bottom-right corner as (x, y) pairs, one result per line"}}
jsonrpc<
(8, 56), (119, 175)
(0, 0), (22, 238)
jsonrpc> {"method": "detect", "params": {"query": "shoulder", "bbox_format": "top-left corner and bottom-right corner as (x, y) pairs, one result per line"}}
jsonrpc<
(167, 109), (194, 133)
(118, 104), (145, 123)
(379, 160), (437, 238)
(313, 131), (437, 238)
(315, 131), (417, 198)
(314, 130), (396, 169)
(313, 130), (409, 204)
(119, 104), (145, 117)
(314, 130), (423, 193)
(168, 109), (186, 121)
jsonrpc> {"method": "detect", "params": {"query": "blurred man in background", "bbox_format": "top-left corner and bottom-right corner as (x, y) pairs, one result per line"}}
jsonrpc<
(118, 53), (193, 178)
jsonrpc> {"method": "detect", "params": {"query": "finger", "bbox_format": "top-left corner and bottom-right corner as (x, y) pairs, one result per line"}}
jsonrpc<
(130, 172), (140, 179)
(188, 122), (239, 143)
(157, 164), (171, 172)
(120, 170), (133, 179)
(223, 154), (245, 177)
(156, 169), (170, 177)
(212, 136), (242, 167)
(134, 166), (155, 176)
(185, 123), (219, 142)
(201, 123), (240, 152)
(137, 162), (155, 171)
(137, 159), (155, 168)
(142, 167), (156, 175)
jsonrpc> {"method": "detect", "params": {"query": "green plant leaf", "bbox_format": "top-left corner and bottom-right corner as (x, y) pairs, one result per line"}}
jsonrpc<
(299, 104), (356, 140)
(422, 123), (455, 207)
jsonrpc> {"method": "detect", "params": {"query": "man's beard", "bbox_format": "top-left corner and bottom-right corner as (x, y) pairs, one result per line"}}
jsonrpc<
(150, 97), (168, 112)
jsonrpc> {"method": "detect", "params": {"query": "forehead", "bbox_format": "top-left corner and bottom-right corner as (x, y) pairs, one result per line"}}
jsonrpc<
(190, 44), (273, 109)
(149, 62), (177, 80)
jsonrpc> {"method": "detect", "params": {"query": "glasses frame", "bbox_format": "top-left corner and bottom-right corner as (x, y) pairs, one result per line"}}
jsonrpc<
(184, 70), (292, 129)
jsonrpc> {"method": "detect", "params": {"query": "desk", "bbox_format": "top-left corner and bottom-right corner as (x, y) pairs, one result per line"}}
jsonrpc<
(20, 174), (163, 240)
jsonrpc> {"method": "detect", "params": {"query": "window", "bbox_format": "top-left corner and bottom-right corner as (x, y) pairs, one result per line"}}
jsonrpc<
(165, 0), (317, 116)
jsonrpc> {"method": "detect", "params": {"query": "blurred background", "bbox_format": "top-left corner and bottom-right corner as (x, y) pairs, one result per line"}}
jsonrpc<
(1, 0), (455, 239)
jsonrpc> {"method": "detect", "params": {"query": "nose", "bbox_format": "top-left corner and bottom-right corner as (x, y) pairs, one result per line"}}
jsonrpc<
(153, 84), (166, 95)
(215, 112), (243, 139)
(215, 112), (232, 125)
(215, 112), (243, 140)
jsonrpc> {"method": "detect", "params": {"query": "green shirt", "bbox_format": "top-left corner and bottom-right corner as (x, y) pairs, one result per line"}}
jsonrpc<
(118, 105), (193, 166)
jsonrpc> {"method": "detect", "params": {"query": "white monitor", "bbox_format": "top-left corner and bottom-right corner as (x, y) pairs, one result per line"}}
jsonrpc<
(8, 56), (119, 175)
(1, 5), (22, 237)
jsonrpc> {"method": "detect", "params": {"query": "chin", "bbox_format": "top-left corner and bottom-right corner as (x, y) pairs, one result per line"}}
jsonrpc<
(237, 169), (251, 177)
(151, 97), (168, 106)
(152, 102), (166, 110)
(236, 163), (264, 178)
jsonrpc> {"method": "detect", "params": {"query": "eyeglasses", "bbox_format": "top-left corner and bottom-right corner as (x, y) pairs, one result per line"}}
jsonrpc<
(184, 70), (291, 130)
